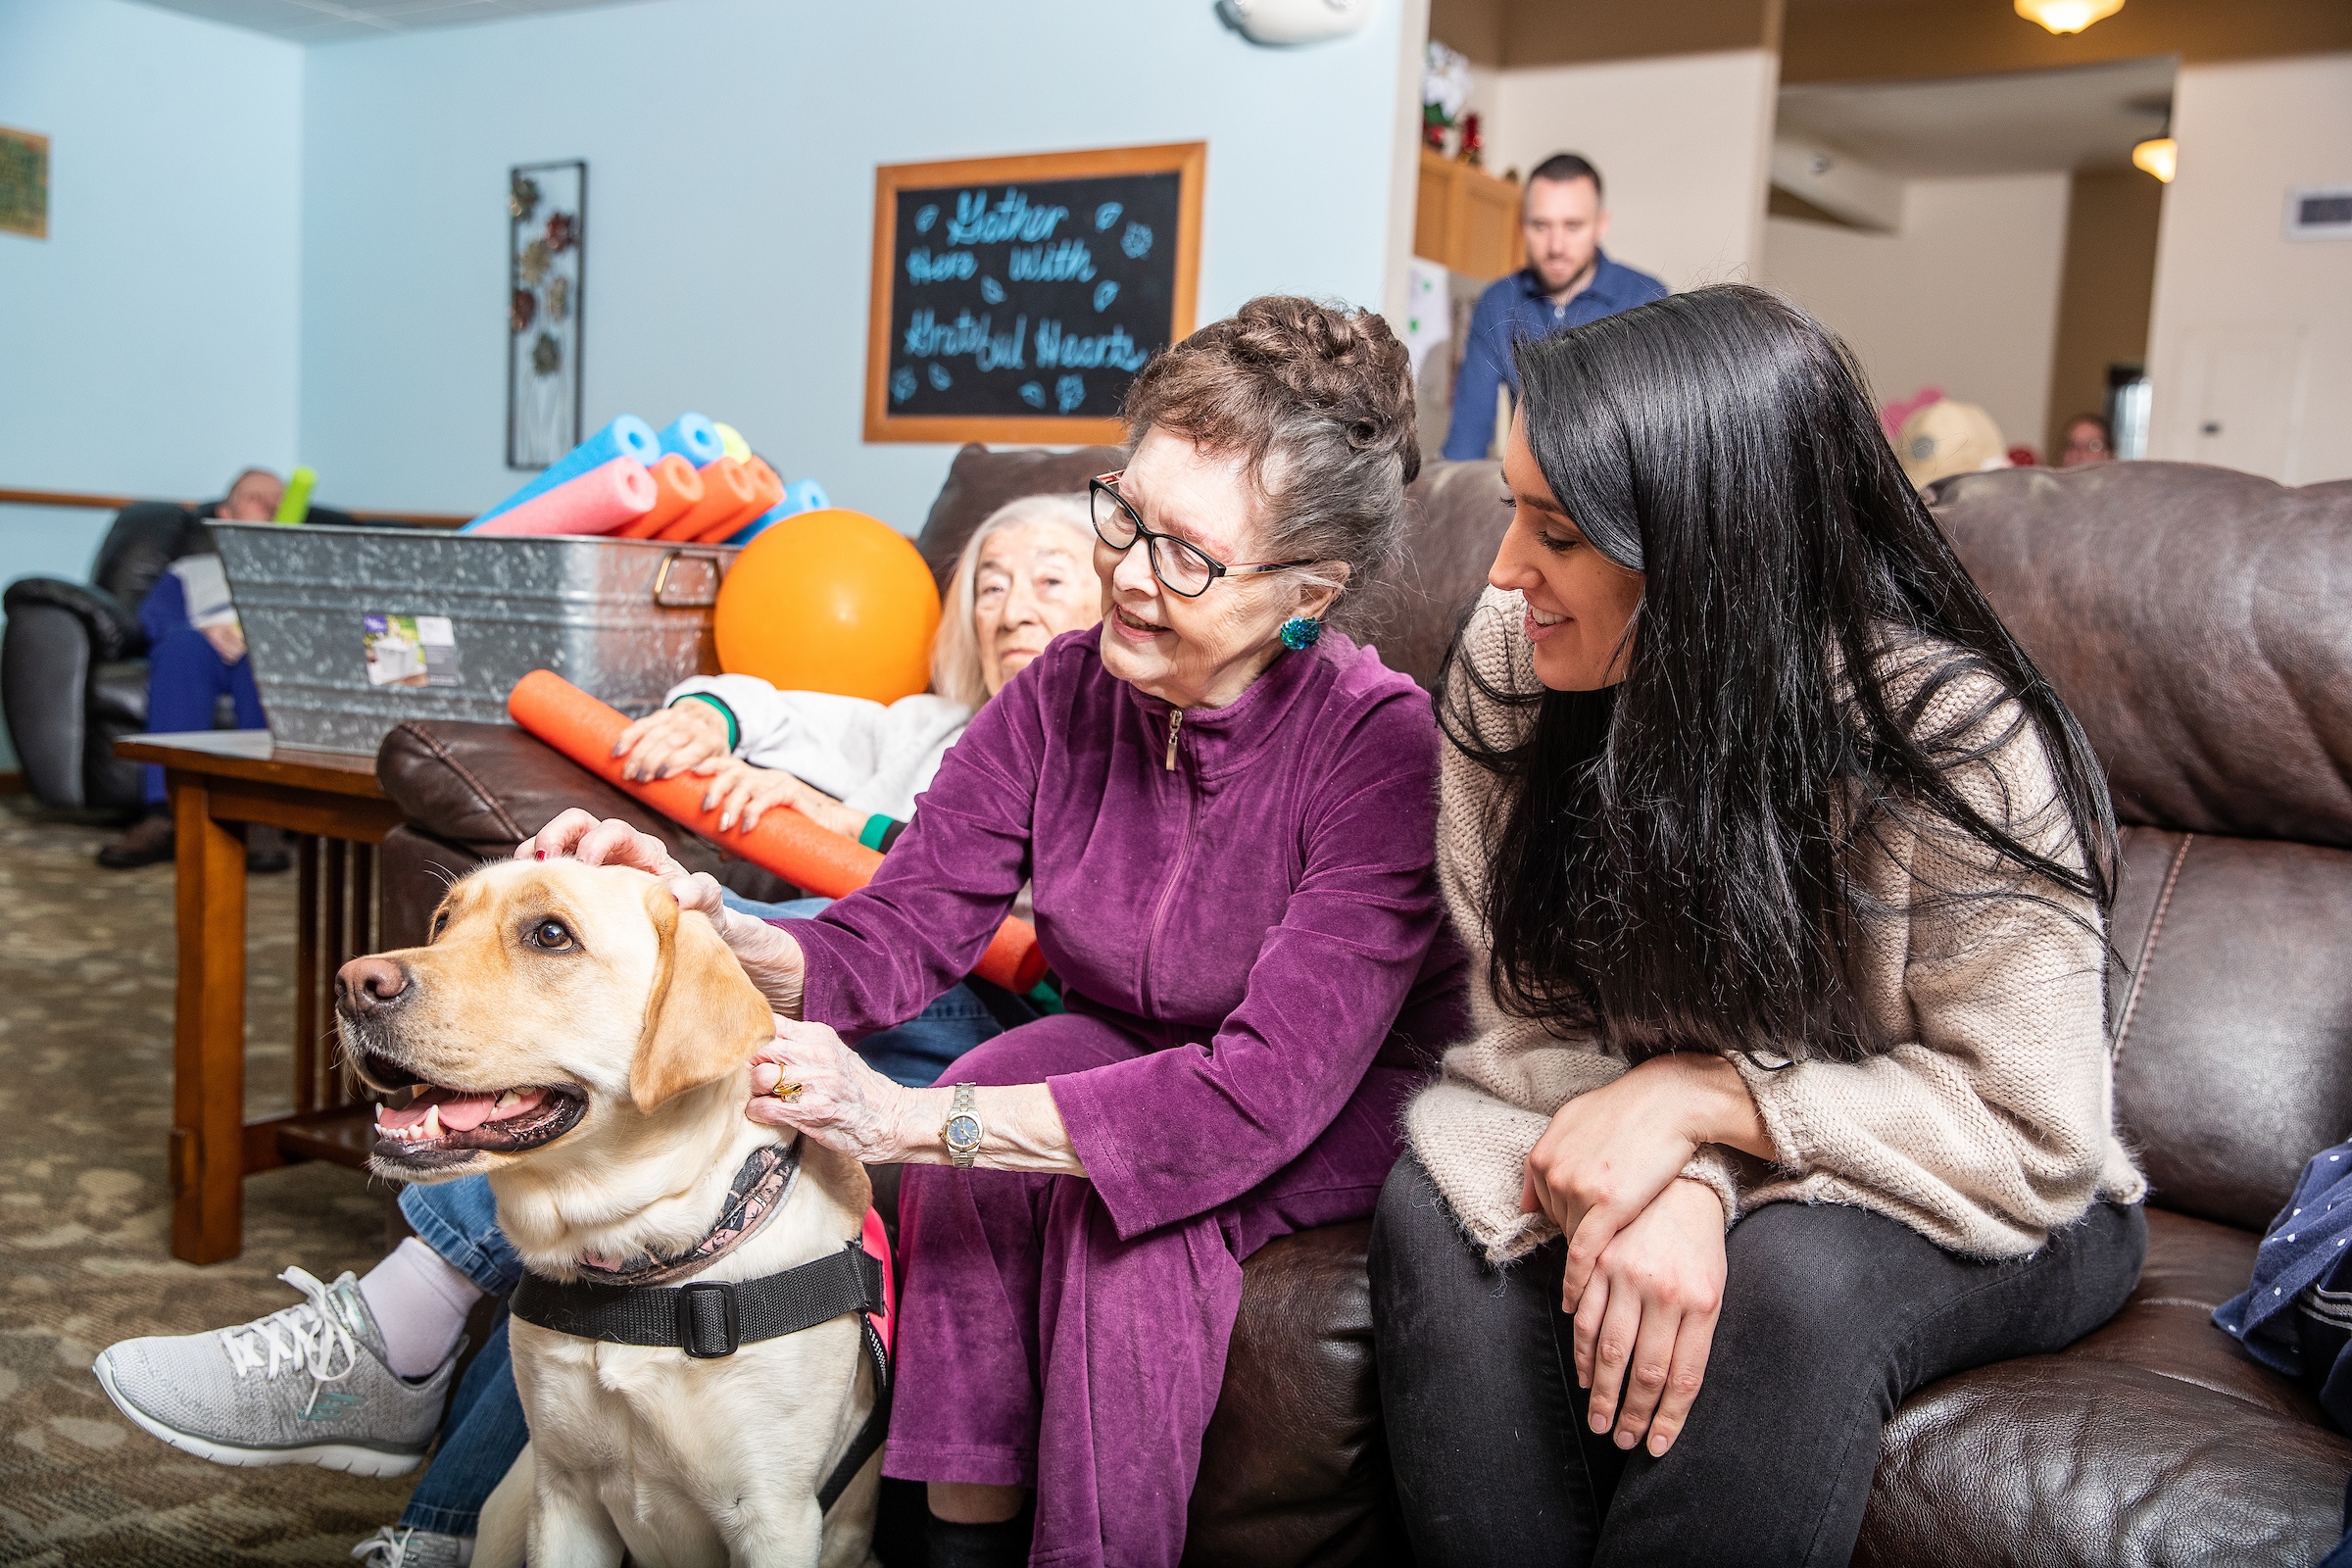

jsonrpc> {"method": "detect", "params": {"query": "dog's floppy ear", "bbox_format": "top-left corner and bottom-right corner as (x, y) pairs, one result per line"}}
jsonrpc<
(630, 882), (775, 1115)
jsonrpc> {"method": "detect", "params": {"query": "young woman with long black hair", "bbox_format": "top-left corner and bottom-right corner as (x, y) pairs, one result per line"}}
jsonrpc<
(1369, 284), (2147, 1565)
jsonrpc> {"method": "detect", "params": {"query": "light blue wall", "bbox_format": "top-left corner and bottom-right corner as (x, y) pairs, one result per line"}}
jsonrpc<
(297, 0), (1405, 532)
(0, 0), (304, 767)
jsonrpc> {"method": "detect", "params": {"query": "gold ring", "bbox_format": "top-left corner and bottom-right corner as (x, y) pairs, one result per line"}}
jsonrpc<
(770, 1080), (803, 1103)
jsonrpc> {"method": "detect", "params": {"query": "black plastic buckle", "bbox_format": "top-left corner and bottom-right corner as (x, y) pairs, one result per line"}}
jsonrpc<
(677, 1279), (740, 1358)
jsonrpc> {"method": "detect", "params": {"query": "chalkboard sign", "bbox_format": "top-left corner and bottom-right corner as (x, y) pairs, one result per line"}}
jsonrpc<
(865, 143), (1204, 444)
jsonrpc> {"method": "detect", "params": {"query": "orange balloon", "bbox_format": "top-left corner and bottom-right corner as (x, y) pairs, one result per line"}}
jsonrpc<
(714, 509), (942, 703)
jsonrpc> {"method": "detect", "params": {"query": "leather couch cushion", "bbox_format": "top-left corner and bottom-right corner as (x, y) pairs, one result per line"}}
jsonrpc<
(373, 720), (795, 898)
(915, 443), (1124, 589)
(2105, 826), (2352, 1232)
(1857, 1208), (2350, 1568)
(1934, 463), (2352, 847)
(1187, 1222), (1410, 1568)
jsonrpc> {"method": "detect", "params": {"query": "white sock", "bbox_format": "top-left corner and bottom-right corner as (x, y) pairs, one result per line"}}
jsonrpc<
(357, 1237), (484, 1378)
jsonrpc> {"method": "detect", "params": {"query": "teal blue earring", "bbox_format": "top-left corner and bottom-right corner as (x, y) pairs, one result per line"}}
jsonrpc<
(1280, 615), (1323, 651)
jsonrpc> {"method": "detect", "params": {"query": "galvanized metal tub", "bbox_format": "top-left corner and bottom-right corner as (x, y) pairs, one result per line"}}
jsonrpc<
(216, 522), (736, 757)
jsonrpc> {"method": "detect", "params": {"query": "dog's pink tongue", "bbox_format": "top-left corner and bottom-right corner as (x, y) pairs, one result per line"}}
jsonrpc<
(436, 1093), (502, 1133)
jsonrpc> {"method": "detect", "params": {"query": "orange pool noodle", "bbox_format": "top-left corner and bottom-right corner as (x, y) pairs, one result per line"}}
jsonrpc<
(617, 455), (705, 540)
(658, 458), (758, 543)
(506, 669), (1047, 993)
(693, 456), (785, 543)
(714, 510), (941, 704)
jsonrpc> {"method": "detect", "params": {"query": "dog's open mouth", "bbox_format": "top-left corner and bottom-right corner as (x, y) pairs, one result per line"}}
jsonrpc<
(352, 1048), (587, 1163)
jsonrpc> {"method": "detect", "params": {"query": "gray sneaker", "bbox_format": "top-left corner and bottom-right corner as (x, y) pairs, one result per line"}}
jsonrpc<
(351, 1526), (473, 1566)
(92, 1266), (456, 1478)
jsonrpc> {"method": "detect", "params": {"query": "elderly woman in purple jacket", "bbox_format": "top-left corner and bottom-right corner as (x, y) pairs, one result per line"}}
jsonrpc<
(544, 297), (1460, 1566)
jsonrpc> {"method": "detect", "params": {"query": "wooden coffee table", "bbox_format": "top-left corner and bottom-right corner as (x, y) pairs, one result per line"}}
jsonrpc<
(115, 730), (410, 1264)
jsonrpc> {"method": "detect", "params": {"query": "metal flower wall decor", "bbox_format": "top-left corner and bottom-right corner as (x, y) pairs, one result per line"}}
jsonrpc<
(508, 162), (585, 468)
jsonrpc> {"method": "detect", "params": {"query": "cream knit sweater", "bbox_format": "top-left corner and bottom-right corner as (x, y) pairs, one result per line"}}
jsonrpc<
(1406, 588), (2146, 1265)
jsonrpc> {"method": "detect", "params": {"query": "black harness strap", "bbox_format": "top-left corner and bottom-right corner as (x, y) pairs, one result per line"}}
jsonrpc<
(512, 1241), (892, 1512)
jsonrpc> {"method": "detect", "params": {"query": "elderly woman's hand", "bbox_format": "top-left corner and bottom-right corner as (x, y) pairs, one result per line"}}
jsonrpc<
(700, 760), (867, 839)
(515, 809), (808, 1013)
(614, 701), (733, 781)
(746, 1018), (914, 1162)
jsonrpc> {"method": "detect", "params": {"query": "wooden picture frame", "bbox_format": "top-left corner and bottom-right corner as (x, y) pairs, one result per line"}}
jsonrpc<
(865, 141), (1205, 445)
(0, 125), (50, 240)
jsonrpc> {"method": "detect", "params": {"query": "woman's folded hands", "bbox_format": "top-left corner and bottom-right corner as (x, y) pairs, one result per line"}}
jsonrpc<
(1519, 1054), (1773, 1458)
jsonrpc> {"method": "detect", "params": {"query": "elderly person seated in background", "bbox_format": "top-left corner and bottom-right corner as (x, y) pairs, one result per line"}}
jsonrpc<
(90, 493), (1102, 1568)
(543, 295), (1464, 1567)
(97, 466), (289, 870)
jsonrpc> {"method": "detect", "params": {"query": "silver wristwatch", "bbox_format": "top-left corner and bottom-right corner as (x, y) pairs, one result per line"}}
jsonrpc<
(942, 1083), (983, 1170)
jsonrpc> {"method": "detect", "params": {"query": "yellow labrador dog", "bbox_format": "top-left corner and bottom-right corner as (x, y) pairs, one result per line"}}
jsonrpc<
(338, 856), (882, 1568)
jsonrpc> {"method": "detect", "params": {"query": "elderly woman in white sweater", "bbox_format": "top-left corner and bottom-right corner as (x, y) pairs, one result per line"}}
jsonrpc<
(622, 490), (1096, 850)
(1369, 287), (2146, 1567)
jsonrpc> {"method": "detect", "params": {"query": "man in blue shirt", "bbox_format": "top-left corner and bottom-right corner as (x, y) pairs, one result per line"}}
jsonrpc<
(1442, 152), (1670, 460)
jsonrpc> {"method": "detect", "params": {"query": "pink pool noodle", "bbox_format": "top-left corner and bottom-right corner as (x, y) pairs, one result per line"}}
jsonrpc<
(471, 456), (658, 537)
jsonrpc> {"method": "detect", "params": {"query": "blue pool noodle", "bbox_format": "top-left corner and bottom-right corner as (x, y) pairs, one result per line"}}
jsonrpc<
(466, 416), (661, 529)
(657, 414), (725, 468)
(724, 479), (830, 546)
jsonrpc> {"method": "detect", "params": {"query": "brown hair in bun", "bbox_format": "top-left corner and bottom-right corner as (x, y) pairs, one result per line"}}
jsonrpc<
(1120, 295), (1418, 606)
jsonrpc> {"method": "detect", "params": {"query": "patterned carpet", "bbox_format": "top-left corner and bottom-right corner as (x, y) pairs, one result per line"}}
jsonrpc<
(0, 799), (427, 1564)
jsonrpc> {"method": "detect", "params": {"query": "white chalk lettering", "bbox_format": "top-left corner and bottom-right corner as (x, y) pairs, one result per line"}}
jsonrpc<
(947, 188), (1070, 245)
(1034, 318), (1149, 372)
(906, 247), (977, 284)
(1007, 239), (1095, 283)
(903, 309), (1027, 371)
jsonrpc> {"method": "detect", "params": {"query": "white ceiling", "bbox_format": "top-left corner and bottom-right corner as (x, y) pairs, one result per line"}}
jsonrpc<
(130, 0), (652, 43)
(1777, 55), (2178, 177)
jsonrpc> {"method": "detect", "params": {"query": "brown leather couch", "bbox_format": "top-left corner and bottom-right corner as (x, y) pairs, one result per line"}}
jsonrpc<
(373, 447), (2350, 1565)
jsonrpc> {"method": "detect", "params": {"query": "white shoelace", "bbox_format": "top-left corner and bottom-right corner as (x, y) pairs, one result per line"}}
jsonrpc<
(219, 1266), (361, 1415)
(350, 1526), (416, 1566)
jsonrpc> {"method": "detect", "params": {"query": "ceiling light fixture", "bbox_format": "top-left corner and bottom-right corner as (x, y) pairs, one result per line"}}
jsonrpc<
(2132, 136), (2178, 183)
(2015, 0), (2125, 34)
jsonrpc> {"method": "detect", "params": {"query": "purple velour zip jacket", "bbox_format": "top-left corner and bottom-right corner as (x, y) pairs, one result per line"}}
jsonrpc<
(788, 623), (1463, 1243)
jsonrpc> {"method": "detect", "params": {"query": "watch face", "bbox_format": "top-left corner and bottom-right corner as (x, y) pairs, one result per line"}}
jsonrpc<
(945, 1112), (982, 1151)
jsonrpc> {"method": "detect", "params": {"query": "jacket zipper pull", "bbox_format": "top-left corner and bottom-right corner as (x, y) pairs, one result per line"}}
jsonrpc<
(1165, 710), (1183, 771)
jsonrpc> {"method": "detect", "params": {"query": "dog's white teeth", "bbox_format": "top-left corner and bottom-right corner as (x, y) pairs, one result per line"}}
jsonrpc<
(420, 1104), (444, 1140)
(495, 1090), (521, 1110)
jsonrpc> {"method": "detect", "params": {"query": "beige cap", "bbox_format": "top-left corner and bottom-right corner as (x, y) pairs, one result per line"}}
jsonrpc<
(1896, 400), (2010, 491)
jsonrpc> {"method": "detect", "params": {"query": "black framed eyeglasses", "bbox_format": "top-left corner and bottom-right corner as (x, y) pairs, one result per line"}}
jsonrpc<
(1089, 471), (1323, 599)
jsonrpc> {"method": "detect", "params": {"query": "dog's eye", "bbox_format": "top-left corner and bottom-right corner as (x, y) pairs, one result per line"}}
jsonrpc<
(528, 919), (574, 951)
(429, 911), (449, 943)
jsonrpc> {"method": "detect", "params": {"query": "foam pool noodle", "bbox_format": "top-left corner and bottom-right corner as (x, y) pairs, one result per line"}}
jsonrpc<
(466, 416), (660, 529)
(713, 422), (753, 464)
(615, 454), (706, 539)
(693, 456), (785, 542)
(657, 457), (757, 542)
(470, 457), (657, 537)
(273, 466), (317, 524)
(506, 669), (1048, 992)
(657, 414), (724, 468)
(724, 479), (831, 547)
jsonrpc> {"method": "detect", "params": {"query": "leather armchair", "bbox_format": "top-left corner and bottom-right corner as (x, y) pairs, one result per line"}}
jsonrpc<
(368, 448), (2352, 1565)
(2, 499), (361, 811)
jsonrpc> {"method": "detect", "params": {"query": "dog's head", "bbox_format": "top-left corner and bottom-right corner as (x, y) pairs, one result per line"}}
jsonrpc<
(339, 858), (775, 1183)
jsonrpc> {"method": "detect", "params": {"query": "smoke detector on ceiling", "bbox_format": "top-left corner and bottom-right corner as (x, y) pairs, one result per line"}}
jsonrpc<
(1218, 0), (1373, 46)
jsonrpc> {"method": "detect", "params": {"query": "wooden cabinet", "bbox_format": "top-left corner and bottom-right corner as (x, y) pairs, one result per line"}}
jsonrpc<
(1415, 150), (1526, 281)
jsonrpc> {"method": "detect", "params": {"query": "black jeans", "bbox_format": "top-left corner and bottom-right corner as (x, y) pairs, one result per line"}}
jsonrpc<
(1368, 1153), (2146, 1567)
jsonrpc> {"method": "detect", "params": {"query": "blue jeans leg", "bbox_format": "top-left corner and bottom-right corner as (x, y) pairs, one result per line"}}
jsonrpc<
(719, 888), (1003, 1087)
(141, 626), (265, 808)
(399, 1176), (524, 1298)
(397, 1315), (526, 1538)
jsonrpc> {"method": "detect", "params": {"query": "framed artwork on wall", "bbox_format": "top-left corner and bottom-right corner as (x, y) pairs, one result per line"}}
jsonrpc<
(509, 161), (585, 468)
(0, 125), (49, 240)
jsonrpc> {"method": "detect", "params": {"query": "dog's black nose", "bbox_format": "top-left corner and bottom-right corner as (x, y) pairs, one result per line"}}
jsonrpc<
(336, 955), (411, 1015)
